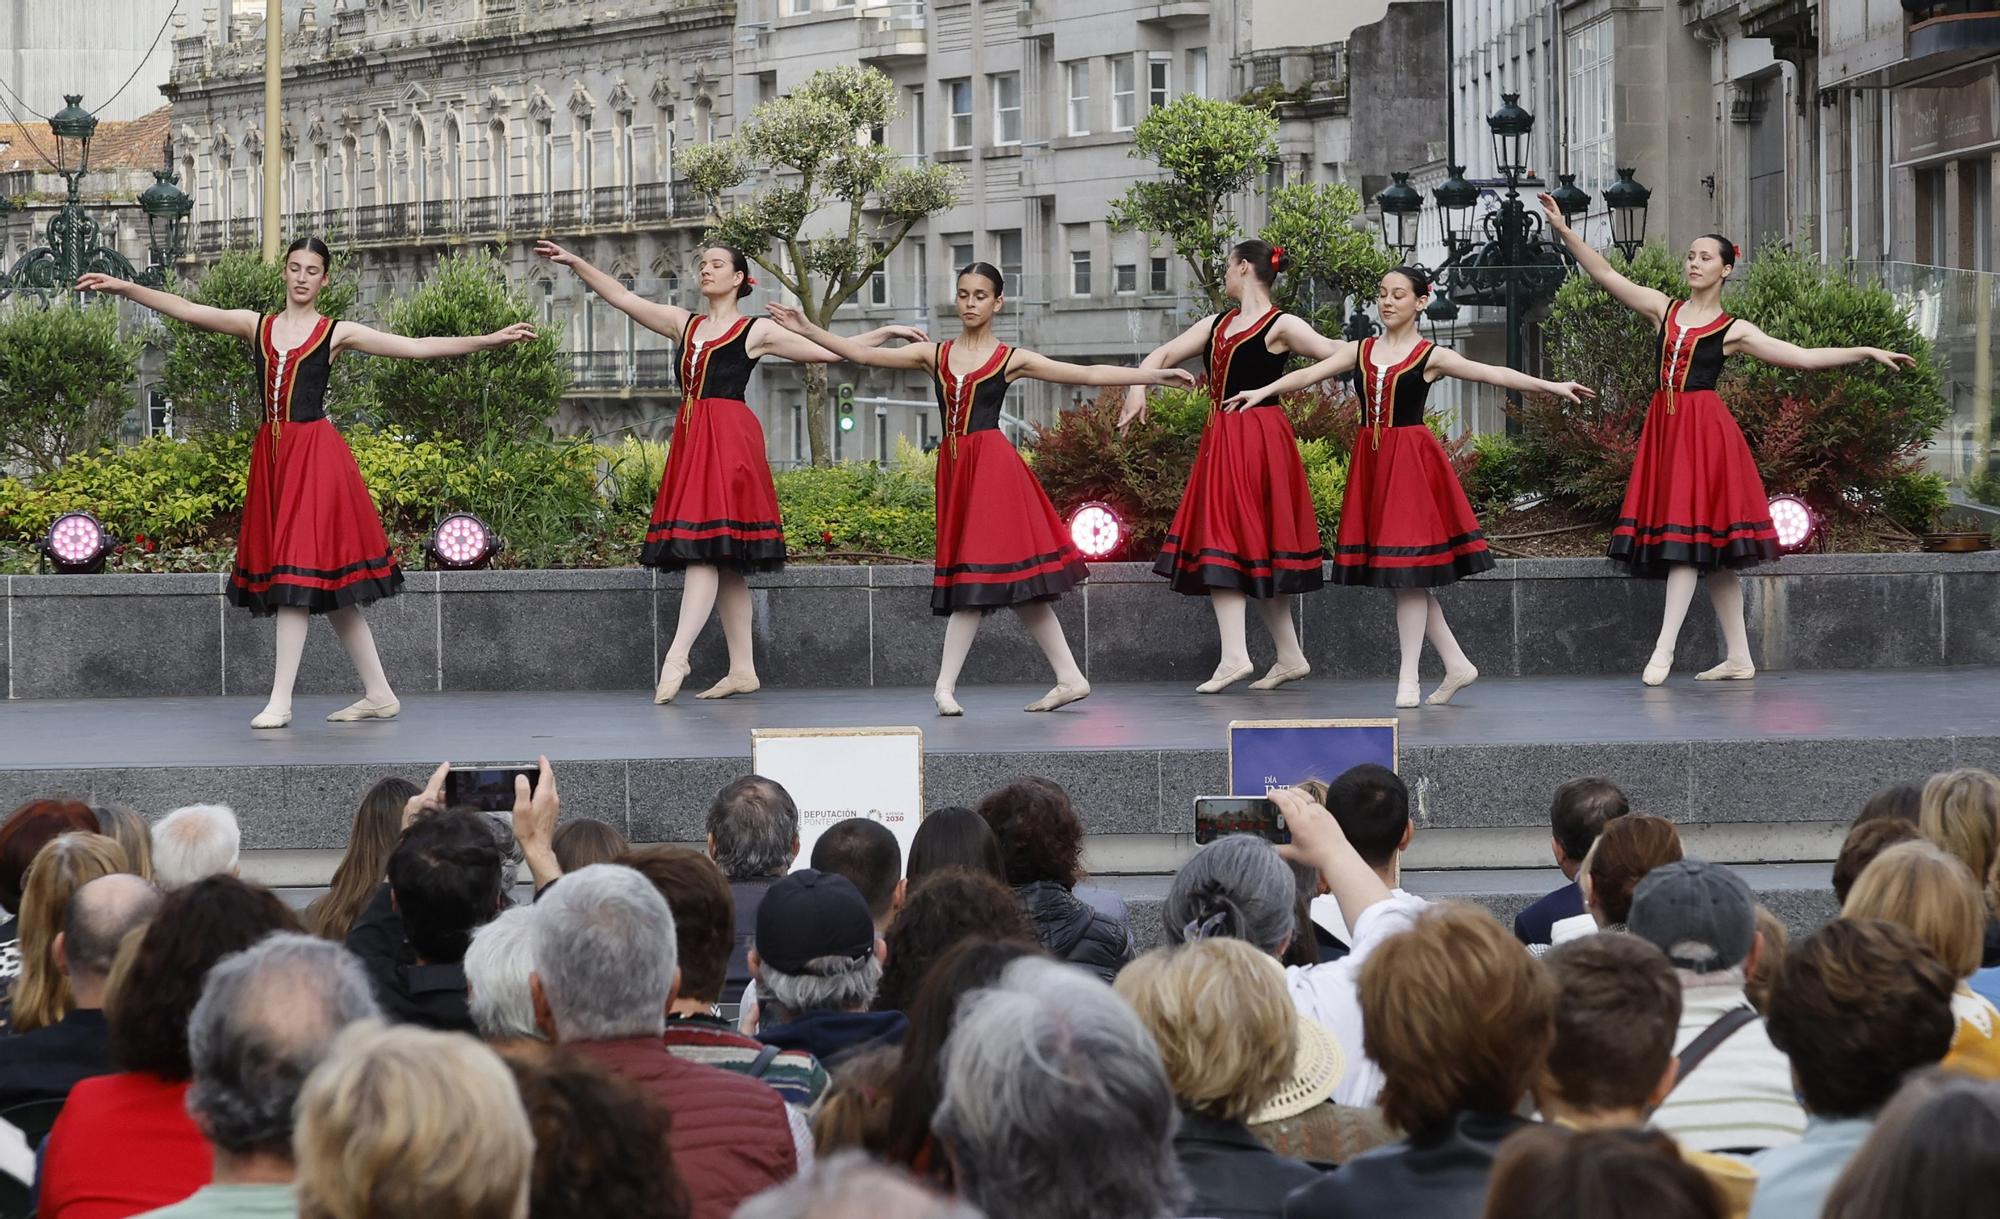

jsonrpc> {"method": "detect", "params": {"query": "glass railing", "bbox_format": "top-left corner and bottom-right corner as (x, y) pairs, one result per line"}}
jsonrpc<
(1853, 262), (2000, 483)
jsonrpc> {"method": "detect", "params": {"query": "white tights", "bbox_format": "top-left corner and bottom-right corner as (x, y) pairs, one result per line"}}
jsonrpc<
(1651, 564), (1752, 666)
(936, 602), (1084, 696)
(262, 605), (396, 716)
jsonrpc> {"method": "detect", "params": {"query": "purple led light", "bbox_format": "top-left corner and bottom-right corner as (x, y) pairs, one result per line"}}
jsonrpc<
(434, 515), (490, 566)
(48, 514), (104, 564)
(1068, 502), (1123, 560)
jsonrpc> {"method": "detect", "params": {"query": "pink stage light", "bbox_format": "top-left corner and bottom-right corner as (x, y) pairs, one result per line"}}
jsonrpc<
(40, 512), (111, 573)
(1068, 501), (1124, 560)
(1768, 494), (1817, 554)
(426, 513), (501, 569)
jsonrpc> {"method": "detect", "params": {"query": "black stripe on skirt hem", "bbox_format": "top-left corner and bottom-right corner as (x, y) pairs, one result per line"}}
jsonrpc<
(1607, 536), (1781, 578)
(640, 537), (788, 574)
(227, 569), (405, 617)
(1329, 549), (1496, 589)
(931, 561), (1089, 616)
(1154, 557), (1326, 599)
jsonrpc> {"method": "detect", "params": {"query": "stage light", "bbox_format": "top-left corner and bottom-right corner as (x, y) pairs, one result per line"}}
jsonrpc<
(1068, 501), (1124, 560)
(425, 512), (502, 570)
(1768, 494), (1817, 553)
(39, 511), (113, 574)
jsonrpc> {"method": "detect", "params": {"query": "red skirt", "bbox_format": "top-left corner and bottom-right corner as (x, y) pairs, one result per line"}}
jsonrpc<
(1153, 406), (1325, 597)
(933, 429), (1088, 615)
(1609, 389), (1780, 577)
(641, 396), (786, 572)
(1333, 425), (1494, 587)
(227, 418), (403, 616)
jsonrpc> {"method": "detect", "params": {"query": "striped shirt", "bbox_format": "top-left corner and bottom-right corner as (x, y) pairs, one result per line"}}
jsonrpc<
(1650, 984), (1806, 1154)
(662, 1014), (832, 1113)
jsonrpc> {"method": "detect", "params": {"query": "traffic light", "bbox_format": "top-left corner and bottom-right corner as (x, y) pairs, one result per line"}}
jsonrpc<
(836, 382), (856, 433)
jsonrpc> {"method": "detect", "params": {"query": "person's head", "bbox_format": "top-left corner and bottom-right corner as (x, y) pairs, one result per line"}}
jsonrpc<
(935, 957), (1186, 1219)
(1325, 764), (1412, 873)
(1226, 238), (1286, 300)
(907, 807), (1007, 886)
(1162, 834), (1296, 955)
(736, 1151), (979, 1219)
(90, 804), (154, 881)
(1745, 903), (1789, 1014)
(1919, 768), (2000, 913)
(812, 818), (905, 927)
(874, 869), (1035, 1015)
(619, 844), (735, 1008)
(1549, 778), (1630, 875)
(13, 831), (131, 1032)
(1822, 1070), (2000, 1219)
(294, 1022), (533, 1219)
(59, 872), (161, 1005)
(1764, 917), (1956, 1119)
(1116, 937), (1294, 1122)
(1683, 233), (1736, 292)
(955, 261), (1006, 329)
(551, 818), (629, 874)
(1359, 903), (1556, 1133)
(705, 775), (800, 880)
(978, 777), (1084, 889)
(151, 803), (242, 890)
(283, 236), (334, 308)
(1375, 265), (1434, 331)
(498, 1043), (690, 1219)
(0, 798), (99, 914)
(1834, 816), (1924, 907)
(1584, 814), (1684, 927)
(1856, 781), (1923, 827)
(109, 874), (303, 1081)
(465, 907), (545, 1042)
(307, 776), (420, 942)
(530, 863), (678, 1042)
(1627, 858), (1758, 978)
(698, 243), (753, 301)
(1482, 1125), (1725, 1219)
(1843, 839), (1986, 978)
(750, 868), (884, 1020)
(1539, 934), (1683, 1121)
(186, 934), (382, 1166)
(388, 808), (505, 965)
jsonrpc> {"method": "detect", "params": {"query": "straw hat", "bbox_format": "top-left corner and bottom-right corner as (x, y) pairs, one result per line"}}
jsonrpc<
(1250, 1011), (1344, 1123)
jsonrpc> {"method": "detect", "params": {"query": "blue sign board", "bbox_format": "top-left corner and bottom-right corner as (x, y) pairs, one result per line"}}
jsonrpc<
(1227, 719), (1400, 797)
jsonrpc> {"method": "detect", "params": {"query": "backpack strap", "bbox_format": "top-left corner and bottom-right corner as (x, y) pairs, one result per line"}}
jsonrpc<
(1669, 1006), (1759, 1092)
(745, 1042), (784, 1080)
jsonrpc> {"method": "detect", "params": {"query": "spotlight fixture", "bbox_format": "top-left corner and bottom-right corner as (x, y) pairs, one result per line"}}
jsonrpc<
(39, 511), (114, 574)
(1767, 494), (1817, 554)
(425, 512), (503, 570)
(1067, 501), (1124, 560)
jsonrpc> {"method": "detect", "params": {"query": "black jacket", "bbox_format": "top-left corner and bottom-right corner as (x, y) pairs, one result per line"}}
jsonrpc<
(345, 884), (475, 1033)
(1282, 1111), (1534, 1219)
(1177, 1110), (1324, 1219)
(1017, 881), (1132, 984)
(0, 1007), (112, 1110)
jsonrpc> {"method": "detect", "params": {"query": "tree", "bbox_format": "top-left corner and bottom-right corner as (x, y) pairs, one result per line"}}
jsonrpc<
(1109, 96), (1279, 312)
(683, 65), (959, 465)
(1260, 182), (1394, 334)
(157, 250), (367, 437)
(0, 299), (139, 472)
(364, 249), (568, 447)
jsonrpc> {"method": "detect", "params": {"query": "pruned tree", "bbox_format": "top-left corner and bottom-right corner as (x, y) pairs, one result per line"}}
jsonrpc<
(1260, 182), (1394, 335)
(0, 299), (139, 472)
(1109, 96), (1279, 312)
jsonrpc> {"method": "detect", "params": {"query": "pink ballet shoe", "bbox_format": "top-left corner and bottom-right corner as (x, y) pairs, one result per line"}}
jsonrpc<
(1197, 663), (1254, 694)
(1025, 681), (1090, 712)
(1695, 660), (1756, 681)
(654, 657), (692, 704)
(696, 672), (762, 699)
(1249, 662), (1312, 690)
(1427, 664), (1477, 705)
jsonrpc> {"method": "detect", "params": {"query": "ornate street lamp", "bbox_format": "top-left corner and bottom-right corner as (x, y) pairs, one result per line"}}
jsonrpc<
(1432, 164), (1478, 256)
(138, 161), (194, 274)
(1603, 167), (1654, 261)
(1549, 173), (1592, 230)
(48, 95), (97, 178)
(1374, 172), (1425, 260)
(1487, 93), (1534, 180)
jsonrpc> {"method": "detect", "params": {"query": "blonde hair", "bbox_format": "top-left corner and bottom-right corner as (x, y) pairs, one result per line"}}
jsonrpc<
(1844, 839), (1986, 978)
(1115, 937), (1295, 1121)
(12, 832), (130, 1033)
(294, 1023), (532, 1219)
(92, 805), (154, 882)
(1920, 769), (2000, 916)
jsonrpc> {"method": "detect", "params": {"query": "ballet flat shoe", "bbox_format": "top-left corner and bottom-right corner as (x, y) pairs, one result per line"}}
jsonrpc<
(1025, 681), (1091, 713)
(250, 707), (292, 730)
(1642, 652), (1673, 687)
(1249, 662), (1312, 691)
(654, 657), (692, 704)
(1196, 663), (1255, 694)
(935, 688), (964, 717)
(1695, 661), (1756, 681)
(696, 673), (762, 699)
(1427, 665), (1478, 705)
(1395, 685), (1421, 709)
(327, 698), (399, 723)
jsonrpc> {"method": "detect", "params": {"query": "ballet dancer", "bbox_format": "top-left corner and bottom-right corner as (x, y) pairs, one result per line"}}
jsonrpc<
(1540, 196), (1915, 684)
(768, 262), (1192, 715)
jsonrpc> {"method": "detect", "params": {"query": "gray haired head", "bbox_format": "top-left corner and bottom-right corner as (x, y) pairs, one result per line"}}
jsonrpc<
(464, 905), (543, 1042)
(186, 933), (382, 1158)
(734, 1150), (984, 1219)
(935, 958), (1187, 1219)
(706, 776), (800, 880)
(530, 863), (678, 1041)
(757, 953), (883, 1021)
(63, 873), (162, 980)
(1163, 835), (1296, 954)
(478, 810), (524, 895)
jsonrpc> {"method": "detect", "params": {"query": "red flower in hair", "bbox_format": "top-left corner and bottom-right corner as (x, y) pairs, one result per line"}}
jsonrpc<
(1731, 243), (1741, 260)
(1270, 245), (1285, 267)
(745, 274), (757, 287)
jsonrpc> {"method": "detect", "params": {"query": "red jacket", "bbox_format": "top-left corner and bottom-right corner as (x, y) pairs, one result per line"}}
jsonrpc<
(40, 1072), (210, 1219)
(569, 1036), (797, 1219)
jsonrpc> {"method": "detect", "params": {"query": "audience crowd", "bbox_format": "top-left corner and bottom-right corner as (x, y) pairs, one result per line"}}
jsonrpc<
(2, 753), (1999, 1219)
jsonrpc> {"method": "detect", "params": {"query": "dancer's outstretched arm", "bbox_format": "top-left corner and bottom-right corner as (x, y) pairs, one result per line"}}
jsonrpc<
(1218, 343), (1361, 411)
(1536, 193), (1670, 325)
(535, 240), (691, 342)
(1266, 313), (1348, 360)
(335, 320), (536, 360)
(74, 274), (259, 339)
(747, 318), (930, 364)
(1008, 349), (1197, 389)
(1426, 347), (1596, 403)
(1120, 316), (1213, 431)
(764, 302), (935, 370)
(1726, 321), (1915, 372)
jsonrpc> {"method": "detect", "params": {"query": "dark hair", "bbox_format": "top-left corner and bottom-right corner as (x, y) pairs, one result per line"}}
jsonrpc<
(1550, 778), (1631, 864)
(873, 870), (1037, 1014)
(977, 778), (1084, 888)
(1822, 1070), (2000, 1219)
(1542, 934), (1682, 1112)
(284, 236), (332, 272)
(704, 244), (754, 299)
(620, 845), (735, 1007)
(1587, 814), (1683, 926)
(108, 875), (302, 1079)
(1855, 782), (1923, 827)
(811, 819), (904, 923)
(1384, 265), (1434, 297)
(705, 776), (799, 880)
(552, 819), (631, 874)
(387, 809), (503, 965)
(1694, 233), (1737, 267)
(958, 261), (1005, 296)
(1482, 1125), (1725, 1219)
(1765, 918), (1958, 1118)
(501, 1044), (691, 1219)
(1833, 817), (1924, 907)
(0, 799), (99, 914)
(1326, 764), (1410, 869)
(1230, 239), (1286, 286)
(907, 807), (1007, 887)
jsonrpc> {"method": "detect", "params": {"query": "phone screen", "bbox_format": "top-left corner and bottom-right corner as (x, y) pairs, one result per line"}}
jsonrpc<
(1193, 796), (1288, 845)
(446, 766), (537, 813)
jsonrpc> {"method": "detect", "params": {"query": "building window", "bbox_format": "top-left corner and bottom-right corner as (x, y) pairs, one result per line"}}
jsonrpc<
(946, 79), (973, 150)
(994, 229), (1023, 296)
(908, 86), (926, 156)
(1564, 18), (1613, 195)
(1070, 249), (1091, 296)
(1148, 56), (1170, 111)
(947, 234), (975, 276)
(1115, 262), (1138, 294)
(146, 388), (172, 437)
(1186, 48), (1209, 99)
(789, 0), (811, 13)
(1112, 57), (1136, 131)
(868, 241), (889, 305)
(1149, 256), (1169, 294)
(992, 73), (1022, 146)
(914, 239), (929, 310)
(1066, 60), (1091, 136)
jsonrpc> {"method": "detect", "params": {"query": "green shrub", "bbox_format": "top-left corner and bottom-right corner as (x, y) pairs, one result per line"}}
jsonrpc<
(1457, 431), (1528, 515)
(775, 460), (936, 559)
(1882, 469), (1949, 533)
(0, 300), (140, 472)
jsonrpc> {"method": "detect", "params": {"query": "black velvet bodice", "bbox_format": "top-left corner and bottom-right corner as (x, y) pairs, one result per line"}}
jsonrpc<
(679, 314), (762, 401)
(1357, 337), (1436, 433)
(254, 315), (338, 426)
(1657, 301), (1734, 394)
(1205, 308), (1289, 402)
(932, 340), (1013, 441)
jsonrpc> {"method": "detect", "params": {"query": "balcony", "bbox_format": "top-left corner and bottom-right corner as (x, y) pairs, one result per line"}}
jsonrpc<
(858, 2), (927, 66)
(1136, 1), (1211, 29)
(565, 349), (680, 394)
(1907, 2), (2000, 60)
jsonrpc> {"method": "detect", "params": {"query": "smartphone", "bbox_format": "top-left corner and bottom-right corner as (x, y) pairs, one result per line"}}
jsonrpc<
(446, 765), (538, 813)
(1193, 795), (1288, 846)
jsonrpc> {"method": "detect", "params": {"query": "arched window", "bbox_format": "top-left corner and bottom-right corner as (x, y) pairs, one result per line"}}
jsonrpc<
(410, 119), (429, 208)
(443, 116), (462, 203)
(374, 123), (394, 206)
(491, 119), (510, 203)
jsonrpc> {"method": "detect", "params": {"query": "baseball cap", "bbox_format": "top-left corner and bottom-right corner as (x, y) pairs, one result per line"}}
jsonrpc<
(753, 868), (878, 975)
(1627, 859), (1756, 972)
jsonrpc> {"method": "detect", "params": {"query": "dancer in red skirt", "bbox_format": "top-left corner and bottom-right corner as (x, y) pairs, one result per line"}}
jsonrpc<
(79, 238), (535, 728)
(1227, 266), (1593, 706)
(1540, 197), (1916, 685)
(769, 263), (1191, 715)
(1122, 241), (1354, 694)
(537, 241), (922, 703)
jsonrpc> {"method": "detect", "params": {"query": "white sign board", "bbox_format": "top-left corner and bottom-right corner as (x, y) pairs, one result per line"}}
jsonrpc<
(750, 726), (925, 873)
